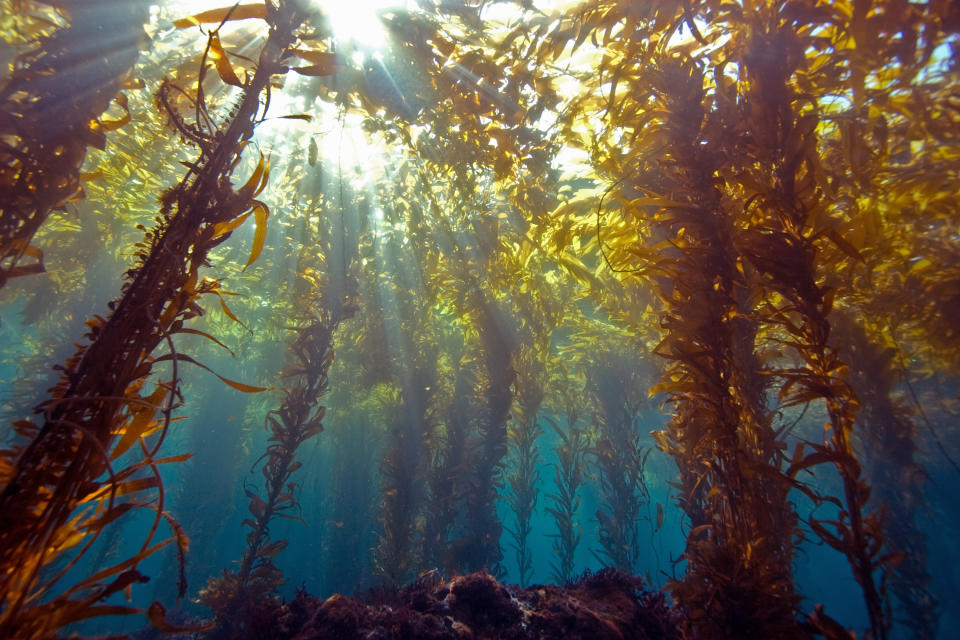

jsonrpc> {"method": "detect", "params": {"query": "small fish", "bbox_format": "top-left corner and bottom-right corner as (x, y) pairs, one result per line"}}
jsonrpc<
(655, 503), (664, 532)
(308, 137), (318, 166)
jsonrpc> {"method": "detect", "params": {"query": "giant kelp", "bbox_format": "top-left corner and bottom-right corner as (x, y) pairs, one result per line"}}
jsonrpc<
(832, 312), (938, 639)
(543, 361), (589, 586)
(0, 0), (308, 634)
(525, 1), (955, 637)
(0, 0), (149, 287)
(505, 348), (545, 587)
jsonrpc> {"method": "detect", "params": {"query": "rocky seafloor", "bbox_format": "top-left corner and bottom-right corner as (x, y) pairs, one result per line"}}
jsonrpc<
(141, 569), (682, 640)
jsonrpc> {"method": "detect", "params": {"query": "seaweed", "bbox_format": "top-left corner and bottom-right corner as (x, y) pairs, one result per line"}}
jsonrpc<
(0, 0), (149, 287)
(375, 352), (438, 585)
(505, 350), (544, 587)
(543, 401), (588, 585)
(731, 24), (890, 638)
(422, 345), (477, 576)
(458, 292), (517, 575)
(638, 52), (806, 638)
(199, 299), (351, 637)
(832, 312), (938, 639)
(0, 2), (956, 639)
(588, 353), (650, 574)
(0, 1), (308, 635)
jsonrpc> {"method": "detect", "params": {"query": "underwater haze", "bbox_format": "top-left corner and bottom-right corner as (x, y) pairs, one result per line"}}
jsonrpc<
(1, 0), (958, 638)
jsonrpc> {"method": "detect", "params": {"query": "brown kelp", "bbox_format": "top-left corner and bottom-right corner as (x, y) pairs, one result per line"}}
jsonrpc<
(639, 51), (806, 639)
(727, 13), (888, 636)
(587, 344), (650, 574)
(0, 0), (149, 287)
(505, 350), (545, 587)
(543, 365), (589, 585)
(199, 266), (354, 637)
(457, 290), (517, 575)
(200, 59), (360, 625)
(506, 0), (957, 636)
(832, 312), (937, 639)
(0, 1), (306, 635)
(374, 258), (440, 584)
(422, 342), (477, 576)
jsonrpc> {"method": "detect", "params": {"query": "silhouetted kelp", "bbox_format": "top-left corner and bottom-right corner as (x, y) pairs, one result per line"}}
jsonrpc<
(422, 345), (475, 576)
(199, 298), (353, 638)
(375, 348), (439, 584)
(543, 399), (588, 586)
(0, 1), (307, 635)
(588, 353), (650, 574)
(0, 0), (149, 287)
(459, 293), (517, 576)
(833, 312), (938, 639)
(625, 53), (806, 638)
(505, 350), (545, 587)
(200, 70), (362, 631)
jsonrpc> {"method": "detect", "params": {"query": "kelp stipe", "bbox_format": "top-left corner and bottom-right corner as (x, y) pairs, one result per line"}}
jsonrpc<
(374, 292), (439, 585)
(505, 351), (545, 587)
(832, 313), (938, 639)
(375, 363), (437, 585)
(543, 369), (589, 585)
(460, 293), (517, 576)
(0, 0), (149, 287)
(413, 183), (520, 577)
(422, 346), (477, 576)
(201, 38), (368, 622)
(0, 0), (312, 634)
(532, 10), (809, 629)
(730, 20), (890, 638)
(587, 352), (649, 574)
(199, 297), (353, 638)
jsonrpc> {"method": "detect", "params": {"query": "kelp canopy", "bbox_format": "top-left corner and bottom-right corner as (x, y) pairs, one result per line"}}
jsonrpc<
(0, 0), (958, 638)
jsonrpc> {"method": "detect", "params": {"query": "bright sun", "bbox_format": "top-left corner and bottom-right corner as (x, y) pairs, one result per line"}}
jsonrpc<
(322, 0), (403, 50)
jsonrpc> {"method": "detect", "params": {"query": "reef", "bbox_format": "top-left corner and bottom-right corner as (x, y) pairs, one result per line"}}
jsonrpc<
(142, 569), (680, 640)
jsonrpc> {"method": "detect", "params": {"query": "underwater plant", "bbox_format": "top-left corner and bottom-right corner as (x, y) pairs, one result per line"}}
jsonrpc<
(505, 350), (545, 587)
(422, 343), (478, 576)
(0, 0), (149, 287)
(543, 367), (590, 585)
(374, 323), (439, 585)
(0, 1), (311, 635)
(199, 289), (353, 637)
(832, 312), (938, 639)
(635, 51), (807, 638)
(457, 291), (517, 576)
(586, 346), (650, 575)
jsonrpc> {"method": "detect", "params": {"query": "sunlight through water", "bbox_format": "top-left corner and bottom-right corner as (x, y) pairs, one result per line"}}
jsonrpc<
(320, 0), (407, 49)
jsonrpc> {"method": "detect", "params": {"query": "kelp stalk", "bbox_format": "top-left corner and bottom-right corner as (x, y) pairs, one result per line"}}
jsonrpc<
(733, 20), (888, 638)
(201, 299), (352, 637)
(638, 53), (804, 639)
(833, 313), (938, 639)
(0, 1), (306, 635)
(460, 292), (516, 575)
(589, 356), (648, 574)
(544, 408), (587, 585)
(505, 352), (544, 587)
(375, 360), (437, 584)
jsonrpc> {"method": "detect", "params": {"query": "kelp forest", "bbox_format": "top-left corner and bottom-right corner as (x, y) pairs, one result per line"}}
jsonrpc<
(0, 0), (958, 638)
